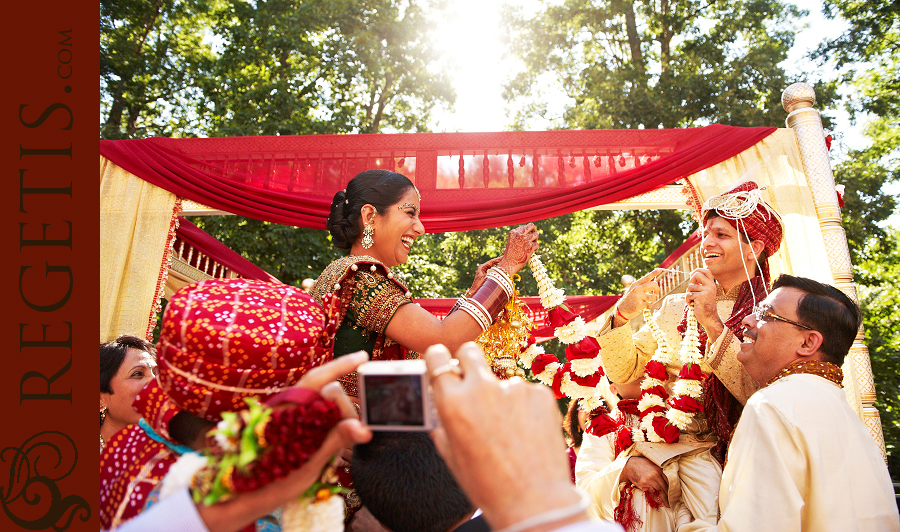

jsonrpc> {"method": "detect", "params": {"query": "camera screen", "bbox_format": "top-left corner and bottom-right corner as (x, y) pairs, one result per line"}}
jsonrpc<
(363, 374), (425, 426)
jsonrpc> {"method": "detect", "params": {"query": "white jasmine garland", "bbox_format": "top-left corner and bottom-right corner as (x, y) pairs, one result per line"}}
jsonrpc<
(581, 393), (605, 413)
(632, 427), (647, 443)
(560, 374), (598, 401)
(555, 317), (587, 344)
(570, 357), (602, 377)
(637, 394), (665, 412)
(159, 452), (208, 501)
(665, 409), (694, 431)
(640, 417), (666, 443)
(642, 377), (668, 389)
(535, 362), (560, 386)
(282, 494), (344, 532)
(672, 378), (703, 398)
(519, 344), (544, 368)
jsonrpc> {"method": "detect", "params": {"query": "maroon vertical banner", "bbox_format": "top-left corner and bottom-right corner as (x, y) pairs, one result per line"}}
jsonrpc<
(1, 0), (99, 531)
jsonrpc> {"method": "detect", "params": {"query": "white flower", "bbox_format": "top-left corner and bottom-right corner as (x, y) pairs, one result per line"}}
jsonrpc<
(638, 394), (665, 412)
(518, 344), (544, 368)
(640, 416), (666, 443)
(666, 409), (694, 431)
(214, 418), (241, 452)
(570, 357), (602, 377)
(159, 452), (208, 501)
(535, 362), (560, 386)
(542, 288), (566, 309)
(641, 376), (669, 390)
(282, 494), (345, 532)
(672, 379), (704, 398)
(555, 317), (587, 344)
(581, 393), (605, 413)
(632, 427), (647, 443)
(560, 374), (599, 401)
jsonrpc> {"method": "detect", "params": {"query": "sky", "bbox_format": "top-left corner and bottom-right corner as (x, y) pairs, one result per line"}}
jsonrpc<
(425, 0), (899, 225)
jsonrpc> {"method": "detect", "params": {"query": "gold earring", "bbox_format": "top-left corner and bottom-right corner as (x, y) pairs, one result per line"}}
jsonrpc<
(361, 213), (376, 249)
(100, 406), (108, 425)
(361, 222), (375, 249)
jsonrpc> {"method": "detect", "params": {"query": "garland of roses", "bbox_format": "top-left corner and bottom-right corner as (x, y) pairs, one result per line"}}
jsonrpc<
(516, 254), (606, 413)
(636, 305), (704, 443)
(158, 397), (346, 532)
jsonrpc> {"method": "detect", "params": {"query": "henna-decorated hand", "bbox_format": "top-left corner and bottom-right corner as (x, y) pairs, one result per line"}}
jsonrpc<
(466, 257), (503, 297)
(497, 223), (539, 276)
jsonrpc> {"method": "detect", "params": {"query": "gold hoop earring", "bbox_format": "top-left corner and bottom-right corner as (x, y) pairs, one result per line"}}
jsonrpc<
(361, 223), (375, 249)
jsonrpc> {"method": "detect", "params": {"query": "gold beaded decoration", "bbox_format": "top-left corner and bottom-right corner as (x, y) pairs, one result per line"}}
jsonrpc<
(766, 360), (844, 388)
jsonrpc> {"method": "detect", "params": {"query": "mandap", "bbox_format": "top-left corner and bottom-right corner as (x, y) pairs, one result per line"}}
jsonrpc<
(99, 83), (886, 458)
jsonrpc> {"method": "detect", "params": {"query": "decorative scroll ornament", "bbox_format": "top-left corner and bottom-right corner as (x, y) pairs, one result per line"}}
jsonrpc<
(635, 305), (704, 443)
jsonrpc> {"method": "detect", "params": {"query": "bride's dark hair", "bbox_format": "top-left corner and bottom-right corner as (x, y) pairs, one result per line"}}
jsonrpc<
(327, 170), (416, 250)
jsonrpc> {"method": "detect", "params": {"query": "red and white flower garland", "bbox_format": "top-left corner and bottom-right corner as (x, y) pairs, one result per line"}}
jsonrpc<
(636, 305), (704, 443)
(523, 255), (605, 413)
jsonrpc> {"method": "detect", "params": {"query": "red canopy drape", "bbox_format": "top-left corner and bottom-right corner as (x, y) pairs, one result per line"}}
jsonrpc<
(100, 126), (776, 232)
(175, 217), (280, 283)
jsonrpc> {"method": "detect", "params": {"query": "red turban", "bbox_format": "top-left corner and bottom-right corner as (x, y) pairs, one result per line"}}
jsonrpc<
(155, 278), (336, 422)
(701, 181), (784, 283)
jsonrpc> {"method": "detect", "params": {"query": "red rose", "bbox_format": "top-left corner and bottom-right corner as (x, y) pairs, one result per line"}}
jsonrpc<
(548, 306), (578, 327)
(551, 363), (570, 399)
(615, 426), (634, 456)
(677, 363), (704, 380)
(531, 354), (559, 376)
(587, 413), (618, 437)
(640, 405), (666, 417)
(644, 360), (669, 381)
(642, 385), (669, 400)
(651, 416), (681, 443)
(668, 395), (704, 413)
(566, 336), (600, 360)
(570, 370), (602, 388)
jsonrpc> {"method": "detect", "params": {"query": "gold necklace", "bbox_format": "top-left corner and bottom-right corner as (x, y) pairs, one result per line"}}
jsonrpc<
(766, 360), (843, 388)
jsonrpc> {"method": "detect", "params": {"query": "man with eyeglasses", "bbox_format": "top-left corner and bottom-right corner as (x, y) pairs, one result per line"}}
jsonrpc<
(679, 274), (899, 531)
(580, 181), (783, 531)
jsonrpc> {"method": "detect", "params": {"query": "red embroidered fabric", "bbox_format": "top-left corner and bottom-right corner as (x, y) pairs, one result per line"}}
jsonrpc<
(99, 126), (776, 231)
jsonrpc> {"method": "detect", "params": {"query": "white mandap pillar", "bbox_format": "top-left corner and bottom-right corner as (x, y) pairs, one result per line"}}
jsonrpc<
(782, 82), (887, 461)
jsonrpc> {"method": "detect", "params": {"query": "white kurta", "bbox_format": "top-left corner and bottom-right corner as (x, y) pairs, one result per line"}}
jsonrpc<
(577, 431), (693, 532)
(680, 374), (900, 532)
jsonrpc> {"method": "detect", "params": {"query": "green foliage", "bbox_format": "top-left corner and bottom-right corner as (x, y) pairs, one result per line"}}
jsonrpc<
(815, 0), (899, 140)
(855, 229), (900, 480)
(501, 0), (823, 129)
(187, 216), (341, 287)
(101, 0), (217, 139)
(197, 0), (455, 136)
(836, 149), (899, 263)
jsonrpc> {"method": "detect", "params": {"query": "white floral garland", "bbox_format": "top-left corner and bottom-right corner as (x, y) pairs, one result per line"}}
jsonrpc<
(526, 254), (604, 406)
(635, 305), (704, 443)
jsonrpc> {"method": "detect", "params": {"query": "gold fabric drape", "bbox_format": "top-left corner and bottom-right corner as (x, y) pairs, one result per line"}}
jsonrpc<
(685, 128), (862, 419)
(100, 156), (179, 342)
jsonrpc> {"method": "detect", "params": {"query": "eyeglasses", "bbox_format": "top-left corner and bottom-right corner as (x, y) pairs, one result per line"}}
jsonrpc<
(752, 305), (813, 331)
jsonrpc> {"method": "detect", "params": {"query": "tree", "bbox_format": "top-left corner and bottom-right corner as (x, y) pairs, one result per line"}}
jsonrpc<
(101, 0), (215, 139)
(854, 229), (900, 481)
(500, 0), (834, 130)
(199, 0), (455, 136)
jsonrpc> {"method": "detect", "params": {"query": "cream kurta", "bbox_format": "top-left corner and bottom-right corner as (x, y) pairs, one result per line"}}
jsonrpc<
(680, 374), (900, 532)
(593, 284), (759, 525)
(576, 413), (692, 532)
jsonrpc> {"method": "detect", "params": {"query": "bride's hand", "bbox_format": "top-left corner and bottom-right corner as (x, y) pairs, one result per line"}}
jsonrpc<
(497, 223), (539, 276)
(466, 257), (503, 297)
